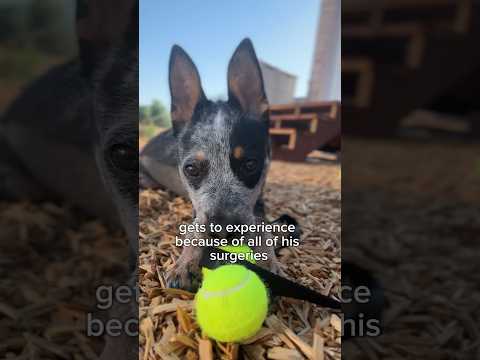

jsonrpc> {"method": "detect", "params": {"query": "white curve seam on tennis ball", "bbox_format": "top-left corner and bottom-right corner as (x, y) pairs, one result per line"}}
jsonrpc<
(200, 271), (252, 300)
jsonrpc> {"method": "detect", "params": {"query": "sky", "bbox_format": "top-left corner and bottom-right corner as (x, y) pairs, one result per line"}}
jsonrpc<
(139, 0), (321, 106)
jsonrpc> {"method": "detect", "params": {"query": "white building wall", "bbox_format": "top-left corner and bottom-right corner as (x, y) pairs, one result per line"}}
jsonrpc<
(260, 61), (297, 105)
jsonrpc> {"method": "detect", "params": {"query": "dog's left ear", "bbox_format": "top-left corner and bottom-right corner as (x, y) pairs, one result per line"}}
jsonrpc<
(169, 45), (206, 132)
(76, 0), (137, 79)
(228, 38), (268, 117)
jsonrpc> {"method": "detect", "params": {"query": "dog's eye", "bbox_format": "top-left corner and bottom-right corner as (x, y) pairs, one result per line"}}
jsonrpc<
(243, 159), (258, 173)
(184, 163), (200, 177)
(107, 144), (137, 172)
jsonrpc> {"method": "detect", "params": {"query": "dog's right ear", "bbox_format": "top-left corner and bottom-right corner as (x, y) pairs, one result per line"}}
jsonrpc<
(169, 45), (206, 133)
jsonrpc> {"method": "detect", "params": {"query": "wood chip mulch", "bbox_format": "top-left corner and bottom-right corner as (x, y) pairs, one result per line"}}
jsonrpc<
(342, 138), (480, 359)
(0, 201), (129, 359)
(139, 160), (342, 360)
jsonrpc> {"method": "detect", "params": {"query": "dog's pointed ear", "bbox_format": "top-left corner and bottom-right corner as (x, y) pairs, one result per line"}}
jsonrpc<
(169, 45), (206, 132)
(228, 38), (268, 117)
(76, 0), (137, 79)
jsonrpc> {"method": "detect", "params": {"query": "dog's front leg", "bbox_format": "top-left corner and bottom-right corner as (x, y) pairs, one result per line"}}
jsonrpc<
(165, 231), (203, 291)
(97, 272), (138, 360)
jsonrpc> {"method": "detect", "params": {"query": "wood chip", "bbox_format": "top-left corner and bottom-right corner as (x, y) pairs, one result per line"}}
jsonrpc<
(312, 333), (324, 360)
(198, 338), (213, 360)
(171, 334), (197, 349)
(177, 305), (194, 333)
(267, 346), (304, 360)
(330, 314), (342, 334)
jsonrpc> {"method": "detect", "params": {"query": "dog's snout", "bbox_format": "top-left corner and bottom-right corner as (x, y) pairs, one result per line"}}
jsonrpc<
(207, 213), (242, 238)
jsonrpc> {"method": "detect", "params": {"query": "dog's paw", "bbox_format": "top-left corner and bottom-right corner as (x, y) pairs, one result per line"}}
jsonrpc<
(165, 245), (203, 291)
(165, 265), (201, 292)
(99, 289), (138, 360)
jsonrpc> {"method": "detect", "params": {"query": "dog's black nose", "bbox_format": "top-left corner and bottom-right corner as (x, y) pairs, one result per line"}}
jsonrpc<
(207, 213), (242, 239)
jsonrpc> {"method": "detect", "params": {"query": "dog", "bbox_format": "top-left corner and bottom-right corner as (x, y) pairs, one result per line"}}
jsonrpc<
(140, 38), (288, 290)
(0, 0), (138, 268)
(0, 1), (138, 358)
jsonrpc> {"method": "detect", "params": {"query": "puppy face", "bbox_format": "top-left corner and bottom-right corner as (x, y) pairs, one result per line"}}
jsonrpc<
(178, 101), (270, 229)
(169, 39), (270, 233)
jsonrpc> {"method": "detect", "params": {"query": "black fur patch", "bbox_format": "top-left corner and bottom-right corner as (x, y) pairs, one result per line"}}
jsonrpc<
(229, 115), (269, 189)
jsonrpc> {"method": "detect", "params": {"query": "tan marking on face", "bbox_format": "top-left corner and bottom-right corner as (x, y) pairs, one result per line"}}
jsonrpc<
(233, 146), (244, 159)
(195, 151), (206, 161)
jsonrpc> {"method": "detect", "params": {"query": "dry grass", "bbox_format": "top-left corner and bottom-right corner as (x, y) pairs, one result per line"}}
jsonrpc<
(139, 160), (341, 360)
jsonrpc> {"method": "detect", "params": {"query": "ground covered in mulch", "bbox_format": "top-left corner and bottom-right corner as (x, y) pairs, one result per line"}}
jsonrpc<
(4, 137), (478, 359)
(343, 138), (480, 359)
(139, 160), (342, 360)
(0, 201), (129, 359)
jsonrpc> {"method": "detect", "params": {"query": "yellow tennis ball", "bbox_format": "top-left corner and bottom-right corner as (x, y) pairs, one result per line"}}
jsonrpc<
(201, 245), (255, 278)
(195, 265), (268, 343)
(218, 244), (256, 264)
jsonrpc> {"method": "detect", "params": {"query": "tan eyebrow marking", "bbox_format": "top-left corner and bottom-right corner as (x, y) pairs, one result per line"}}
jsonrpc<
(233, 146), (244, 159)
(195, 151), (206, 161)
